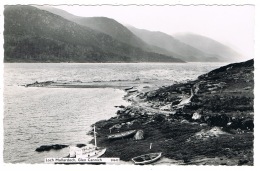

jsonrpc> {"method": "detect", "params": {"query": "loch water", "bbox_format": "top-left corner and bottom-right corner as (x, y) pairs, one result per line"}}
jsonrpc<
(3, 62), (225, 163)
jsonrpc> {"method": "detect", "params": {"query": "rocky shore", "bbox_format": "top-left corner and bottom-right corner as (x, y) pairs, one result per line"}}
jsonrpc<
(92, 59), (254, 165)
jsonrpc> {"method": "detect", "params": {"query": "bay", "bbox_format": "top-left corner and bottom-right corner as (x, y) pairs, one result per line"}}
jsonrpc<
(3, 62), (226, 163)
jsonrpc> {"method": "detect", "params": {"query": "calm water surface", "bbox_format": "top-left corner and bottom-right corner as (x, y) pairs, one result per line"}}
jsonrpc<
(4, 62), (226, 163)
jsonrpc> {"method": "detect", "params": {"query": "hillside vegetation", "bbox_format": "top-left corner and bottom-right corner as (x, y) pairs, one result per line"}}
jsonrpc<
(4, 5), (183, 63)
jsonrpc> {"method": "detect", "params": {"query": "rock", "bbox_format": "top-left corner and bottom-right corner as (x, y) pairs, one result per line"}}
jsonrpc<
(181, 119), (189, 124)
(126, 121), (134, 126)
(115, 105), (125, 108)
(192, 112), (201, 120)
(36, 144), (68, 152)
(116, 109), (125, 115)
(227, 117), (254, 131)
(242, 118), (254, 130)
(109, 124), (122, 130)
(183, 156), (190, 163)
(238, 159), (249, 165)
(128, 90), (138, 93)
(200, 123), (208, 127)
(140, 111), (146, 116)
(206, 114), (229, 127)
(52, 144), (68, 150)
(172, 98), (182, 106)
(147, 112), (153, 115)
(159, 104), (171, 111)
(26, 81), (54, 87)
(76, 144), (86, 148)
(153, 114), (166, 122)
(36, 145), (52, 152)
(243, 86), (251, 90)
(133, 130), (144, 140)
(124, 87), (133, 91)
(208, 87), (218, 91)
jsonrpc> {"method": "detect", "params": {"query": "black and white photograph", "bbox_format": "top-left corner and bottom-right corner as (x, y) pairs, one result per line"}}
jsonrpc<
(1, 0), (257, 168)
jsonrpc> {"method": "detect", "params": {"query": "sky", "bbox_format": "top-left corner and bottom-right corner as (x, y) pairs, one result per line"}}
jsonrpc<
(55, 5), (255, 60)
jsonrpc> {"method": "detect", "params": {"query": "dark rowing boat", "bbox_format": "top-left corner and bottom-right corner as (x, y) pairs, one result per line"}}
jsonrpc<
(107, 130), (137, 140)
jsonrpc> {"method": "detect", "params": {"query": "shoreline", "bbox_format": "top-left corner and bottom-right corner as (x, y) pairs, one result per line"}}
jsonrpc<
(90, 59), (254, 165)
(25, 60), (254, 165)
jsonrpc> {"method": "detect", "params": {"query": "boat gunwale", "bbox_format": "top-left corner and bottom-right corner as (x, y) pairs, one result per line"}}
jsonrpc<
(107, 130), (137, 139)
(132, 152), (162, 165)
(77, 147), (107, 158)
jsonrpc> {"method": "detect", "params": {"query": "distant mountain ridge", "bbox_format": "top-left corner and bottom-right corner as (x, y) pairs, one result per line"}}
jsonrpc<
(36, 6), (242, 62)
(35, 7), (147, 48)
(4, 5), (242, 63)
(174, 33), (242, 62)
(35, 6), (183, 59)
(127, 26), (226, 62)
(4, 5), (183, 63)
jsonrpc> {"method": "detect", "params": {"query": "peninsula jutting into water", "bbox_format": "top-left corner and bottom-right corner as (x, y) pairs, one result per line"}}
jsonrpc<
(4, 4), (254, 165)
(27, 59), (254, 165)
(91, 59), (254, 165)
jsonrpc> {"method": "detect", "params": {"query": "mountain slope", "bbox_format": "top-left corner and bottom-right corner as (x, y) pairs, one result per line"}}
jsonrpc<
(75, 17), (150, 50)
(36, 6), (147, 49)
(35, 6), (184, 59)
(34, 5), (78, 21)
(4, 5), (184, 63)
(174, 33), (242, 62)
(127, 26), (223, 62)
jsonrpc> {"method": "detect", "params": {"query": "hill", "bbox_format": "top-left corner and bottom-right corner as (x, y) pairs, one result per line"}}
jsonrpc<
(4, 5), (183, 63)
(35, 6), (183, 59)
(174, 33), (242, 62)
(127, 26), (223, 62)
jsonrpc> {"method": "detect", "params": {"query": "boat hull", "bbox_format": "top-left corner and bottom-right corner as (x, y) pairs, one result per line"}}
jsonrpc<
(77, 148), (106, 158)
(108, 130), (137, 140)
(68, 145), (106, 158)
(132, 152), (162, 165)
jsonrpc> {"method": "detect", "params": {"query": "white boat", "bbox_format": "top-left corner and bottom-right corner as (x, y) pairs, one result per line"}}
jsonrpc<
(132, 152), (162, 165)
(68, 125), (106, 158)
(69, 145), (106, 158)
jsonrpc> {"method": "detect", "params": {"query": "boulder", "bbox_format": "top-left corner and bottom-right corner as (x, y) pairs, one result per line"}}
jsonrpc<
(36, 145), (51, 152)
(36, 144), (68, 152)
(118, 105), (126, 108)
(76, 144), (86, 148)
(133, 130), (144, 140)
(159, 104), (171, 111)
(181, 119), (189, 124)
(192, 112), (201, 120)
(200, 123), (208, 127)
(126, 121), (134, 126)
